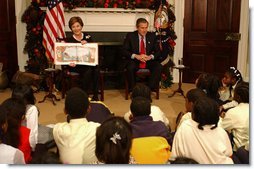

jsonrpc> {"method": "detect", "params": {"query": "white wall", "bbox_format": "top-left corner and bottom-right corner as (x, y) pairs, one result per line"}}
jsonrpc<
(15, 0), (30, 71)
(172, 0), (183, 83)
(237, 0), (249, 82)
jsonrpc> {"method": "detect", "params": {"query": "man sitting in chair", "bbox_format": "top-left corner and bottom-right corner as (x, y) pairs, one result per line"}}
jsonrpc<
(123, 18), (162, 91)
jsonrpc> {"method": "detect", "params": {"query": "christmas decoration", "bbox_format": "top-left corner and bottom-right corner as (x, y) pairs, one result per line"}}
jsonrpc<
(37, 0), (155, 10)
(21, 1), (48, 74)
(154, 0), (177, 88)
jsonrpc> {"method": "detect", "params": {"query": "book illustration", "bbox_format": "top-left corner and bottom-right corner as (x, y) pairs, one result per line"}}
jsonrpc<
(54, 42), (98, 66)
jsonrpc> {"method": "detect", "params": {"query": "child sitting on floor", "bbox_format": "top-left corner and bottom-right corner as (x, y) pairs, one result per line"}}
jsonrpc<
(221, 82), (249, 152)
(12, 84), (54, 147)
(129, 96), (171, 164)
(94, 116), (134, 164)
(220, 67), (243, 112)
(86, 100), (114, 124)
(124, 83), (169, 128)
(175, 88), (206, 130)
(53, 87), (100, 164)
(171, 97), (233, 164)
(195, 73), (223, 106)
(1, 98), (32, 163)
(0, 105), (25, 164)
(220, 67), (243, 101)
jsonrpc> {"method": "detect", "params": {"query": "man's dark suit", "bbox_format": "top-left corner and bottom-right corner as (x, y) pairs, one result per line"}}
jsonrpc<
(122, 31), (162, 90)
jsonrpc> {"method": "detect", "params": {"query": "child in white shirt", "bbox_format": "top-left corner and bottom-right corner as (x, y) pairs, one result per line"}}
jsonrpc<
(221, 82), (249, 151)
(220, 67), (243, 111)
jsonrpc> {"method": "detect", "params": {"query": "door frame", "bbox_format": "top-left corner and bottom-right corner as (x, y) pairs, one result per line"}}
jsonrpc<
(173, 0), (249, 82)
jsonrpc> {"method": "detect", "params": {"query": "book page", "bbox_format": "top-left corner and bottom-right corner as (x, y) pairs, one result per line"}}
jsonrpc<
(54, 42), (98, 66)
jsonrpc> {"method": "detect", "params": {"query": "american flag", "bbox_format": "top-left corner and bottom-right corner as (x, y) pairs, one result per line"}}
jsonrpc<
(43, 0), (65, 62)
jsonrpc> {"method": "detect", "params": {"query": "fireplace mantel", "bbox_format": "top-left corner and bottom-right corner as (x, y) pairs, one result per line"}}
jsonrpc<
(43, 7), (155, 32)
(66, 8), (155, 32)
(68, 7), (153, 13)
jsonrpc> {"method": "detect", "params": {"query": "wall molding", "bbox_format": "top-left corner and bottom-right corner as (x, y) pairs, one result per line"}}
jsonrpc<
(237, 0), (249, 82)
(172, 0), (184, 83)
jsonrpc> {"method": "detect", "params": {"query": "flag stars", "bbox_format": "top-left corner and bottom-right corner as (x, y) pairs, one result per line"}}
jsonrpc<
(48, 0), (61, 10)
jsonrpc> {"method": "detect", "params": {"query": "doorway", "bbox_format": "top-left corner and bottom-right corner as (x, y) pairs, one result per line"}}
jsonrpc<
(0, 0), (18, 80)
(182, 0), (241, 83)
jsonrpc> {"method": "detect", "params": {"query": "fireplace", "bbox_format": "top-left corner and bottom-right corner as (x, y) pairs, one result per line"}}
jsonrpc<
(88, 32), (128, 89)
(88, 32), (128, 71)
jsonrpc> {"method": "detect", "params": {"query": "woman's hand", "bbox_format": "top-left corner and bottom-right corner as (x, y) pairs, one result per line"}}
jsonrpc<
(81, 40), (88, 45)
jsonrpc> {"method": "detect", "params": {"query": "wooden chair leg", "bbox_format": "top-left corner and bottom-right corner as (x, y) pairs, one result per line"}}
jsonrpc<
(156, 87), (159, 100)
(61, 74), (79, 99)
(125, 86), (129, 100)
(155, 83), (160, 99)
(124, 70), (129, 100)
(61, 78), (67, 99)
(100, 72), (104, 101)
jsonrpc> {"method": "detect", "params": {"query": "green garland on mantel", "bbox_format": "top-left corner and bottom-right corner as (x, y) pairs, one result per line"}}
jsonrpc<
(37, 0), (155, 10)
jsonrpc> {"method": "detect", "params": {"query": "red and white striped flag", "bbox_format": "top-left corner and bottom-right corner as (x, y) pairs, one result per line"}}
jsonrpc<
(43, 0), (65, 62)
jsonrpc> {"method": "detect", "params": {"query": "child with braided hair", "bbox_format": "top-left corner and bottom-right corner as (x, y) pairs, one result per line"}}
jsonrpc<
(220, 67), (243, 112)
(171, 97), (233, 164)
(195, 73), (223, 106)
(220, 67), (243, 101)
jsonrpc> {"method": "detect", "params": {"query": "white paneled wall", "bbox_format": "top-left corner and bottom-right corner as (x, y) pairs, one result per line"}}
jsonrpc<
(15, 0), (31, 71)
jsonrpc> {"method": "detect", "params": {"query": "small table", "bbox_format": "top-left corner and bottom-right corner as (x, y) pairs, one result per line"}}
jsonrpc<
(169, 65), (189, 98)
(39, 68), (60, 105)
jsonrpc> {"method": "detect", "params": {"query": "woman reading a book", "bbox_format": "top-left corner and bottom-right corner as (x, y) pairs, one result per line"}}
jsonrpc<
(64, 16), (99, 101)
